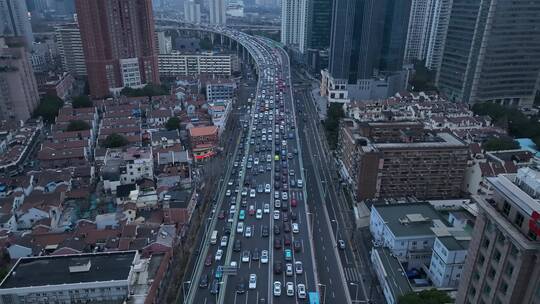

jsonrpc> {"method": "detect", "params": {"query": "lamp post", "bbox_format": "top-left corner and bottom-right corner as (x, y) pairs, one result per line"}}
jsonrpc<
(331, 219), (339, 244)
(182, 281), (191, 304)
(350, 282), (359, 303)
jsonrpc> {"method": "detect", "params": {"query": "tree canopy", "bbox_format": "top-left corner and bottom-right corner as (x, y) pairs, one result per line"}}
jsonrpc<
(409, 61), (437, 92)
(323, 103), (345, 150)
(101, 133), (129, 148)
(121, 83), (169, 98)
(72, 95), (93, 108)
(398, 289), (452, 304)
(483, 137), (520, 151)
(66, 120), (91, 132)
(33, 95), (64, 123)
(165, 117), (181, 131)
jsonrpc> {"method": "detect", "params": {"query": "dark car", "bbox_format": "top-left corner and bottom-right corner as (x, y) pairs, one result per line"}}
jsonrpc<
(210, 280), (220, 294)
(252, 248), (260, 261)
(274, 224), (281, 235)
(218, 210), (226, 220)
(281, 202), (289, 212)
(199, 274), (209, 288)
(223, 224), (231, 235)
(282, 212), (289, 222)
(234, 239), (242, 252)
(236, 281), (246, 294)
(274, 238), (282, 249)
(262, 226), (270, 237)
(283, 222), (291, 233)
(274, 182), (281, 190)
(205, 254), (213, 266)
(290, 212), (297, 221)
(274, 261), (283, 274)
(294, 240), (302, 252)
(284, 235), (291, 246)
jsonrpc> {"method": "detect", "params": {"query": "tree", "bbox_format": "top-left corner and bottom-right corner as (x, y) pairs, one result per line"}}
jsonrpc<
(101, 133), (129, 148)
(472, 102), (540, 139)
(199, 37), (213, 50)
(323, 103), (345, 149)
(72, 95), (93, 108)
(410, 60), (437, 92)
(165, 117), (181, 131)
(398, 289), (452, 304)
(483, 137), (520, 151)
(33, 95), (64, 123)
(121, 83), (169, 98)
(66, 120), (91, 132)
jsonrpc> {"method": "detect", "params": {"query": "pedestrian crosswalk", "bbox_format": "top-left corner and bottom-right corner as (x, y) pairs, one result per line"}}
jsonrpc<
(344, 267), (362, 282)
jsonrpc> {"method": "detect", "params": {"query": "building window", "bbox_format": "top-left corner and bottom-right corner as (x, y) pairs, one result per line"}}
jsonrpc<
(505, 263), (514, 277)
(483, 284), (491, 295)
(502, 201), (511, 215)
(514, 213), (524, 227)
(494, 249), (501, 262)
(478, 254), (485, 266)
(499, 281), (508, 295)
(497, 233), (505, 244)
(488, 266), (496, 279)
(470, 287), (476, 296)
(509, 244), (519, 258)
(482, 238), (490, 249)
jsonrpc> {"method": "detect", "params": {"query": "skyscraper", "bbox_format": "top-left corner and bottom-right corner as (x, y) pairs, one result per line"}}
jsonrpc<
(75, 0), (160, 98)
(456, 167), (540, 304)
(0, 37), (39, 123)
(209, 0), (226, 25)
(403, 0), (436, 65)
(437, 0), (540, 106)
(184, 0), (201, 23)
(280, 0), (308, 53)
(0, 0), (34, 48)
(306, 0), (332, 51)
(55, 23), (87, 77)
(424, 0), (452, 71)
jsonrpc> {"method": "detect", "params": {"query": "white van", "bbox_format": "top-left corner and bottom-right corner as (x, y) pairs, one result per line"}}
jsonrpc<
(210, 230), (218, 245)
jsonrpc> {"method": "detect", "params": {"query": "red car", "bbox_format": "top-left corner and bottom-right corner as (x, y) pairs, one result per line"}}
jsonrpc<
(205, 254), (213, 266)
(248, 205), (256, 216)
(291, 199), (297, 208)
(218, 210), (226, 220)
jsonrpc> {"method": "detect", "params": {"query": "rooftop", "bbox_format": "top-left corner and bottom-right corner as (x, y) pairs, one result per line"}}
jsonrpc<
(372, 247), (412, 299)
(437, 236), (469, 251)
(189, 125), (218, 137)
(0, 251), (137, 289)
(373, 132), (466, 150)
(374, 202), (446, 238)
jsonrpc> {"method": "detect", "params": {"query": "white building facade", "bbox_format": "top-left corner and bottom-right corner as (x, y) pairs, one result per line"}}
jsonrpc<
(428, 236), (468, 288)
(280, 0), (308, 54)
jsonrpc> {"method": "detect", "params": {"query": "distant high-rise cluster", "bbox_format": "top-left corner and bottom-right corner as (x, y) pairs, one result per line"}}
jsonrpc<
(280, 0), (308, 54)
(209, 0), (226, 25)
(184, 0), (202, 23)
(0, 0), (34, 48)
(75, 0), (160, 98)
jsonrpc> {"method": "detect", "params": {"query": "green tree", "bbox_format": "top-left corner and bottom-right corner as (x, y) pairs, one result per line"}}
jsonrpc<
(323, 103), (345, 149)
(165, 117), (181, 131)
(66, 120), (91, 132)
(472, 102), (540, 139)
(398, 289), (452, 304)
(33, 95), (64, 123)
(483, 137), (520, 151)
(410, 60), (437, 92)
(101, 133), (129, 148)
(199, 37), (213, 50)
(121, 83), (169, 98)
(72, 95), (93, 108)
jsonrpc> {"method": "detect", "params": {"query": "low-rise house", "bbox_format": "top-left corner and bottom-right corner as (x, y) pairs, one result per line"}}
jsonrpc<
(147, 108), (173, 128)
(162, 188), (198, 227)
(37, 146), (89, 169)
(15, 192), (64, 231)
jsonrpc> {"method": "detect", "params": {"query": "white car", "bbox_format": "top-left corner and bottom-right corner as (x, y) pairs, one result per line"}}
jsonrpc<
(263, 203), (270, 214)
(261, 250), (269, 263)
(237, 222), (244, 234)
(220, 236), (228, 247)
(286, 263), (293, 276)
(295, 261), (303, 274)
(245, 226), (252, 238)
(297, 284), (306, 299)
(226, 189), (231, 196)
(265, 184), (271, 193)
(286, 282), (294, 296)
(230, 261), (238, 268)
(292, 223), (299, 234)
(273, 210), (280, 220)
(249, 274), (257, 289)
(250, 189), (256, 198)
(254, 158), (260, 165)
(256, 209), (263, 219)
(241, 189), (248, 196)
(215, 249), (223, 261)
(281, 192), (288, 200)
(273, 281), (282, 296)
(274, 191), (280, 199)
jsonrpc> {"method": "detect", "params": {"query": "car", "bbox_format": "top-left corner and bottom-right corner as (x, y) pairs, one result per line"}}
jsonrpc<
(230, 205), (236, 213)
(210, 280), (220, 294)
(273, 210), (280, 220)
(224, 224), (232, 235)
(262, 226), (270, 237)
(274, 238), (282, 249)
(283, 222), (291, 233)
(233, 239), (242, 252)
(297, 284), (306, 299)
(245, 226), (252, 238)
(286, 263), (293, 276)
(265, 184), (271, 193)
(297, 179), (303, 188)
(249, 274), (257, 289)
(274, 191), (280, 199)
(274, 224), (281, 235)
(236, 281), (246, 294)
(261, 250), (269, 263)
(226, 189), (231, 196)
(274, 199), (281, 208)
(284, 235), (292, 246)
(257, 184), (264, 193)
(274, 261), (283, 274)
(230, 261), (238, 268)
(281, 192), (288, 200)
(256, 209), (263, 219)
(220, 236), (228, 247)
(252, 248), (260, 261)
(290, 179), (296, 187)
(294, 240), (302, 252)
(284, 249), (293, 261)
(273, 281), (282, 296)
(242, 250), (250, 262)
(283, 212), (289, 222)
(241, 199), (248, 207)
(263, 203), (270, 213)
(292, 223), (299, 234)
(237, 222), (244, 234)
(199, 274), (209, 288)
(338, 239), (346, 250)
(286, 282), (294, 296)
(295, 261), (303, 274)
(291, 199), (297, 207)
(248, 205), (256, 216)
(218, 210), (226, 220)
(239, 210), (246, 220)
(215, 249), (223, 261)
(241, 188), (248, 196)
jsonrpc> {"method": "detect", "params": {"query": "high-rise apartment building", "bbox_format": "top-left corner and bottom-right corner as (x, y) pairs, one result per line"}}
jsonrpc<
(424, 0), (452, 71)
(403, 0), (436, 65)
(184, 0), (201, 23)
(0, 37), (39, 123)
(337, 119), (468, 200)
(75, 0), (160, 98)
(305, 0), (331, 51)
(55, 23), (87, 77)
(0, 0), (34, 48)
(280, 0), (308, 54)
(437, 0), (540, 106)
(209, 0), (226, 25)
(456, 167), (540, 304)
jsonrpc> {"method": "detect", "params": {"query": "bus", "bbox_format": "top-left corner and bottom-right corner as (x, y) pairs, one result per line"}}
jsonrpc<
(309, 292), (320, 304)
(210, 230), (218, 245)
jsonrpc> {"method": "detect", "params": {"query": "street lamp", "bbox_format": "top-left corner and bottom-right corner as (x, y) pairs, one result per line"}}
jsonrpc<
(350, 282), (359, 303)
(182, 281), (191, 304)
(331, 219), (339, 244)
(318, 283), (327, 304)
